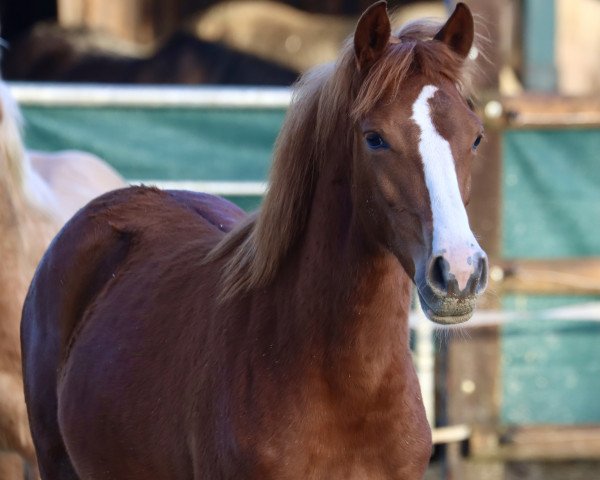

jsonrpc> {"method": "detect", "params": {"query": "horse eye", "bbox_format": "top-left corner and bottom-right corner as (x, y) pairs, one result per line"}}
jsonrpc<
(472, 135), (483, 150)
(365, 133), (388, 150)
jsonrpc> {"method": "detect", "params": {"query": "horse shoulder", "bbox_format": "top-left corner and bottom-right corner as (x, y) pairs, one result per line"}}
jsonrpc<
(22, 188), (139, 364)
(23, 186), (244, 361)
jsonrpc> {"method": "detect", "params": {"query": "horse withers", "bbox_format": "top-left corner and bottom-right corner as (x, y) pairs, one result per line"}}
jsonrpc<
(22, 3), (487, 479)
(0, 78), (125, 479)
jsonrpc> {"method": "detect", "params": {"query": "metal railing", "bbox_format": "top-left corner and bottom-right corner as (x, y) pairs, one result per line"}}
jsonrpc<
(10, 82), (292, 109)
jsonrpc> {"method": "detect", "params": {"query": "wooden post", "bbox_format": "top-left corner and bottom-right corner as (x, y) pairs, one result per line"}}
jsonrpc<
(493, 257), (600, 296)
(471, 425), (600, 460)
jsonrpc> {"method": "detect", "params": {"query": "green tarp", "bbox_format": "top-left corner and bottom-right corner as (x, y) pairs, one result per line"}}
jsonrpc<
(503, 129), (600, 258)
(502, 128), (600, 423)
(23, 106), (283, 180)
(23, 105), (286, 211)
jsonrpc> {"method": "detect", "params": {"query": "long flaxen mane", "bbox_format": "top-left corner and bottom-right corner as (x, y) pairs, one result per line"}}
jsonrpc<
(0, 79), (59, 216)
(0, 81), (28, 194)
(207, 17), (479, 298)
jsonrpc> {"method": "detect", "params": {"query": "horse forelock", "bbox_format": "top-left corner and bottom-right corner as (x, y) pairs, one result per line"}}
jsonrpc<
(352, 18), (479, 120)
(209, 17), (480, 299)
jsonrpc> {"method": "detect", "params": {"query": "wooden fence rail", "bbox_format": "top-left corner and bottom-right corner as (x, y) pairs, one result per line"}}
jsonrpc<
(491, 257), (600, 296)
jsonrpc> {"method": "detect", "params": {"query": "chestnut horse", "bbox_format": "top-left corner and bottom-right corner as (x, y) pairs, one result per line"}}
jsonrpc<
(0, 80), (124, 479)
(22, 3), (487, 479)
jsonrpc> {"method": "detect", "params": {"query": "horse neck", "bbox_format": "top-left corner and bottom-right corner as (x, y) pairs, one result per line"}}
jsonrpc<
(267, 145), (414, 392)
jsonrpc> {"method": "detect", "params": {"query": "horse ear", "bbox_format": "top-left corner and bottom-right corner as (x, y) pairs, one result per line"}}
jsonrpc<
(354, 1), (391, 71)
(434, 2), (474, 59)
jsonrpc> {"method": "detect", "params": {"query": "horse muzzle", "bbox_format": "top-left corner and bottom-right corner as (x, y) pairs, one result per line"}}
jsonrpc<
(416, 249), (488, 325)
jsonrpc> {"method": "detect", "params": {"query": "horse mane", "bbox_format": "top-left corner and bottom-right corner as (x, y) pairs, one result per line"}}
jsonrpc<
(0, 79), (59, 215)
(0, 80), (27, 191)
(207, 17), (479, 298)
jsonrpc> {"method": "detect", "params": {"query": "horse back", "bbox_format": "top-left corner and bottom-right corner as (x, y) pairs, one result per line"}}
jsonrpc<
(23, 186), (243, 357)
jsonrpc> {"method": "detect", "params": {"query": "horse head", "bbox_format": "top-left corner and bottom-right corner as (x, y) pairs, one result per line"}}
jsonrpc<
(351, 2), (488, 324)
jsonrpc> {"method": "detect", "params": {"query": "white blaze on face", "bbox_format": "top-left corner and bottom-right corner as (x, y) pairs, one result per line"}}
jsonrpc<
(411, 85), (480, 291)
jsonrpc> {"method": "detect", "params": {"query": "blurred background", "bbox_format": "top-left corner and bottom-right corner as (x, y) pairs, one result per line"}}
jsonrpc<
(1, 1), (600, 479)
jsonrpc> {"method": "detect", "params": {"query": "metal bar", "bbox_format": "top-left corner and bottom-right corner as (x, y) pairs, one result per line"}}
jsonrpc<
(129, 180), (267, 196)
(432, 425), (472, 445)
(9, 83), (292, 109)
(408, 301), (600, 330)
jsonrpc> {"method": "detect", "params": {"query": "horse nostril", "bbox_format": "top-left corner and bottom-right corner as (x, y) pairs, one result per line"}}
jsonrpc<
(427, 252), (488, 296)
(474, 254), (489, 294)
(427, 255), (448, 293)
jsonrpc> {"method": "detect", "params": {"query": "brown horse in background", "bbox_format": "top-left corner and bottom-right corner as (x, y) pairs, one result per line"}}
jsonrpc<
(0, 80), (125, 479)
(22, 3), (487, 479)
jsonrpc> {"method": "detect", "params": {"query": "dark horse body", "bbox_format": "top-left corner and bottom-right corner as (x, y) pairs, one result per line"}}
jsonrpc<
(22, 3), (487, 479)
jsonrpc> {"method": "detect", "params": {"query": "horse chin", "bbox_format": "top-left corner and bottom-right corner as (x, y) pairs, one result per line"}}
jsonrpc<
(416, 287), (476, 326)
